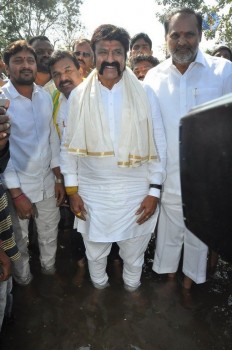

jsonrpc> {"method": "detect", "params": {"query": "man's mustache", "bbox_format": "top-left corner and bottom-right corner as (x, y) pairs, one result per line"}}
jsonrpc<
(20, 69), (33, 74)
(59, 80), (72, 88)
(78, 59), (85, 65)
(175, 46), (192, 51)
(98, 61), (121, 75)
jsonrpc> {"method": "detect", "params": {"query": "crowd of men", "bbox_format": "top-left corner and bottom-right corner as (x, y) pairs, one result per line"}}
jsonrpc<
(0, 6), (232, 336)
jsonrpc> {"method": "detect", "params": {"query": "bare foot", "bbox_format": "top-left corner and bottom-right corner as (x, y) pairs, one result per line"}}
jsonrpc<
(72, 259), (86, 287)
(182, 276), (193, 290)
(168, 272), (176, 280)
(208, 250), (219, 276)
(76, 257), (85, 268)
(181, 286), (194, 309)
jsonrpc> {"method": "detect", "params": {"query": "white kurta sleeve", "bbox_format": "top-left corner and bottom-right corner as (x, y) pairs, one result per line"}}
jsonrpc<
(60, 128), (79, 187)
(144, 84), (167, 197)
(2, 157), (21, 189)
(50, 117), (61, 169)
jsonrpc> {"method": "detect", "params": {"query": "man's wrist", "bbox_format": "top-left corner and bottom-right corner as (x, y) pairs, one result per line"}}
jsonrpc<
(0, 140), (9, 154)
(149, 187), (162, 199)
(55, 177), (64, 184)
(65, 186), (78, 196)
(9, 188), (23, 198)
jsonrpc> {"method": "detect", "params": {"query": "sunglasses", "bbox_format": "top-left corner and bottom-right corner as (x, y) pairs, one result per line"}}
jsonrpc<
(74, 51), (92, 58)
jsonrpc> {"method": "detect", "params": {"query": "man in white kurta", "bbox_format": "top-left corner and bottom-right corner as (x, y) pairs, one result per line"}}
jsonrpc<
(60, 24), (166, 292)
(49, 51), (87, 270)
(1, 40), (65, 285)
(144, 8), (232, 289)
(48, 50), (83, 140)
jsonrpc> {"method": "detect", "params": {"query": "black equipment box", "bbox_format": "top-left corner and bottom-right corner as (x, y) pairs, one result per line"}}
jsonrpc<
(180, 93), (232, 262)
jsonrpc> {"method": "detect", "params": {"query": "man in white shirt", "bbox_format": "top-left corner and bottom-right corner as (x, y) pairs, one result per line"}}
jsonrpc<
(73, 39), (94, 78)
(60, 24), (166, 292)
(1, 40), (65, 285)
(48, 50), (83, 139)
(144, 8), (232, 290)
(48, 51), (87, 280)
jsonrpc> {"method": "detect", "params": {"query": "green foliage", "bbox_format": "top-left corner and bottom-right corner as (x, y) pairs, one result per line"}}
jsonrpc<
(154, 0), (232, 48)
(0, 0), (83, 52)
(206, 0), (232, 47)
(155, 0), (202, 8)
(57, 0), (83, 50)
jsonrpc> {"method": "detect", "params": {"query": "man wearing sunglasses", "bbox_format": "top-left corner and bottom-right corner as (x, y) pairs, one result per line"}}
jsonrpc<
(73, 38), (94, 78)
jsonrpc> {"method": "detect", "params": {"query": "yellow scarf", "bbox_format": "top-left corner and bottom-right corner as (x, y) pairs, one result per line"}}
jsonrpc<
(52, 89), (61, 138)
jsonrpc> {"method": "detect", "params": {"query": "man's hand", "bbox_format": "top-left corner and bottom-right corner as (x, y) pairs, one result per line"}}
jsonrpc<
(0, 247), (11, 281)
(11, 193), (35, 220)
(69, 193), (87, 221)
(0, 107), (10, 149)
(55, 183), (66, 206)
(52, 167), (66, 206)
(136, 195), (159, 225)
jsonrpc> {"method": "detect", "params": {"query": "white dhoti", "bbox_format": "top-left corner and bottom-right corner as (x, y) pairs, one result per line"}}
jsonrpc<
(153, 192), (208, 284)
(74, 158), (159, 289)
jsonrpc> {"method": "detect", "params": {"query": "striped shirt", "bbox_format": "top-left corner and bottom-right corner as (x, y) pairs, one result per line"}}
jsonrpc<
(0, 143), (20, 261)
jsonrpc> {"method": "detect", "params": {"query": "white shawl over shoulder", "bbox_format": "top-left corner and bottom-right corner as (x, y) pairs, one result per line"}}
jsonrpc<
(65, 67), (158, 167)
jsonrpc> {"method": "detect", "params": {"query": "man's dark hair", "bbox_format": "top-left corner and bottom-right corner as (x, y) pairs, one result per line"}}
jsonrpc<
(90, 24), (130, 59)
(72, 38), (91, 52)
(48, 50), (80, 71)
(28, 35), (51, 46)
(164, 8), (202, 36)
(130, 33), (152, 50)
(129, 54), (159, 70)
(212, 45), (232, 61)
(3, 39), (36, 65)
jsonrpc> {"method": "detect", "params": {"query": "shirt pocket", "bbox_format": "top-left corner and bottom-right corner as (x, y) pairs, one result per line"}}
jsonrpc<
(192, 87), (220, 106)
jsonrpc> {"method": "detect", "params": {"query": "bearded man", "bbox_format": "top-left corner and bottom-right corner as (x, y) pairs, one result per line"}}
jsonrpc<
(2, 40), (65, 284)
(144, 8), (232, 290)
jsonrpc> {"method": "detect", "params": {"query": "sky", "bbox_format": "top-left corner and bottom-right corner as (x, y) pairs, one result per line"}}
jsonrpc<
(79, 0), (218, 60)
(79, 0), (166, 59)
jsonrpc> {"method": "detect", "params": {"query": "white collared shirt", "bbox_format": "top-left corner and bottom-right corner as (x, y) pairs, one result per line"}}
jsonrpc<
(56, 92), (68, 140)
(144, 49), (232, 195)
(1, 81), (60, 202)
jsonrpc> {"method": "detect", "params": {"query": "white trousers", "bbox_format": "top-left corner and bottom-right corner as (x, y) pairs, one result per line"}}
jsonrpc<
(83, 233), (152, 289)
(0, 277), (12, 331)
(9, 195), (60, 285)
(153, 193), (208, 284)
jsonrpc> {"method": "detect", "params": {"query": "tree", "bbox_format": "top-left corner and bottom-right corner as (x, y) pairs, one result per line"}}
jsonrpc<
(155, 0), (202, 9)
(154, 0), (232, 48)
(0, 0), (83, 52)
(52, 0), (84, 50)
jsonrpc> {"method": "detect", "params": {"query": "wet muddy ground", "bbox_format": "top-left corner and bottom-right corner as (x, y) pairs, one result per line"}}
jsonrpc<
(1, 229), (232, 350)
